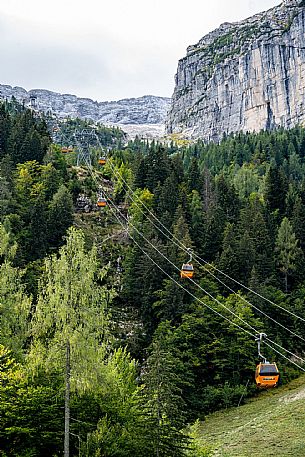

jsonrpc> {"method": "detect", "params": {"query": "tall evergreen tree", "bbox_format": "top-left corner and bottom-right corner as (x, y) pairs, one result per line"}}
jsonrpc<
(189, 190), (205, 254)
(140, 339), (190, 457)
(171, 205), (193, 267)
(275, 217), (302, 292)
(215, 175), (240, 223)
(292, 197), (305, 253)
(218, 223), (240, 283)
(47, 184), (74, 248)
(187, 157), (201, 193)
(145, 145), (171, 192)
(0, 104), (10, 159)
(264, 165), (288, 215)
(202, 203), (226, 261)
(155, 173), (179, 224)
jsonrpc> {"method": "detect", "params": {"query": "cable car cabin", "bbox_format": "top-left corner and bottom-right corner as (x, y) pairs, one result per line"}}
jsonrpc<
(98, 157), (106, 165)
(97, 198), (107, 208)
(255, 362), (279, 388)
(180, 263), (194, 279)
(61, 147), (69, 153)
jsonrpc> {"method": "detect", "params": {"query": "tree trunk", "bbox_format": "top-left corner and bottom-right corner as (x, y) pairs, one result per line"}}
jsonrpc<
(64, 339), (70, 457)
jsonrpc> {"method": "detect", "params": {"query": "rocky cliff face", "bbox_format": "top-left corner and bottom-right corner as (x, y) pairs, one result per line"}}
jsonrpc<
(0, 84), (170, 126)
(166, 0), (305, 141)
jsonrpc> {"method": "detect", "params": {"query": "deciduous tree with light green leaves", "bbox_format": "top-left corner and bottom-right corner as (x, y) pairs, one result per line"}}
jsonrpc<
(29, 227), (111, 379)
(0, 223), (31, 359)
(28, 227), (113, 456)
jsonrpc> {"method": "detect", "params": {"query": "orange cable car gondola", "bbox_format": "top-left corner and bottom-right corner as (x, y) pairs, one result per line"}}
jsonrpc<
(255, 362), (279, 388)
(255, 333), (279, 388)
(180, 263), (194, 278)
(97, 197), (107, 208)
(180, 248), (194, 279)
(62, 145), (73, 153)
(98, 156), (106, 166)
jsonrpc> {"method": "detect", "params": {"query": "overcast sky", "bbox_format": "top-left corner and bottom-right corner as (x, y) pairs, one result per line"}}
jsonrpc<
(0, 0), (280, 101)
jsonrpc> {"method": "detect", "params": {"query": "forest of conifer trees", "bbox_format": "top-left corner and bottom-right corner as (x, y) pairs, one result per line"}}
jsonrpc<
(1, 100), (305, 456)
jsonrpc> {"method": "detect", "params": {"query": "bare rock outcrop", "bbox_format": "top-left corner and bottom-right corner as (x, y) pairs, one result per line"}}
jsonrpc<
(166, 0), (305, 140)
(0, 85), (170, 126)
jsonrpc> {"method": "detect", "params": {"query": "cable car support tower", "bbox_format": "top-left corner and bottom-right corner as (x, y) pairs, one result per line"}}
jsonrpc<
(74, 128), (98, 167)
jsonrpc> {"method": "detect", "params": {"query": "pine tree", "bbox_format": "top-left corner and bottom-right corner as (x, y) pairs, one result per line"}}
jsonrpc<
(0, 176), (12, 218)
(134, 157), (147, 189)
(201, 167), (214, 212)
(145, 145), (171, 192)
(285, 183), (299, 218)
(239, 199), (273, 280)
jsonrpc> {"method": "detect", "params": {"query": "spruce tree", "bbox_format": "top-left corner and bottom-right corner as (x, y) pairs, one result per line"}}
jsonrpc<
(0, 103), (10, 159)
(140, 340), (190, 457)
(215, 174), (240, 222)
(292, 197), (305, 253)
(202, 203), (226, 261)
(187, 157), (201, 193)
(275, 217), (302, 292)
(264, 164), (288, 215)
(189, 190), (205, 254)
(47, 184), (74, 248)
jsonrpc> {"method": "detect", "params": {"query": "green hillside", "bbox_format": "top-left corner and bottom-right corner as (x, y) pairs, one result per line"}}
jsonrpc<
(196, 375), (305, 456)
(1, 100), (305, 456)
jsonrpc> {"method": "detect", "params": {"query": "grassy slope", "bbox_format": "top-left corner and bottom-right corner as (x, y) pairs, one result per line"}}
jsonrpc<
(196, 375), (305, 456)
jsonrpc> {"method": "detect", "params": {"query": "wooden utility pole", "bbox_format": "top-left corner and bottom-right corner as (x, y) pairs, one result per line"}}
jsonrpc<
(64, 339), (71, 457)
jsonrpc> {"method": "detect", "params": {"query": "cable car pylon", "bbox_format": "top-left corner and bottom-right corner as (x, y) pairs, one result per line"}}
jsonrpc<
(74, 128), (96, 167)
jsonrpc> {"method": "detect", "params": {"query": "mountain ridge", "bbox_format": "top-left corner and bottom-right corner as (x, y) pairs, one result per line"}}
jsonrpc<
(0, 84), (170, 127)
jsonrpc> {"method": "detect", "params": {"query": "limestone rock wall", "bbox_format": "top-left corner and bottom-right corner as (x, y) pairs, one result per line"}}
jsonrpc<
(166, 0), (305, 140)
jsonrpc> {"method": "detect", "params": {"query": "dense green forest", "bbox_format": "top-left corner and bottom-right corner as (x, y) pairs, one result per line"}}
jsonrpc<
(0, 100), (305, 456)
